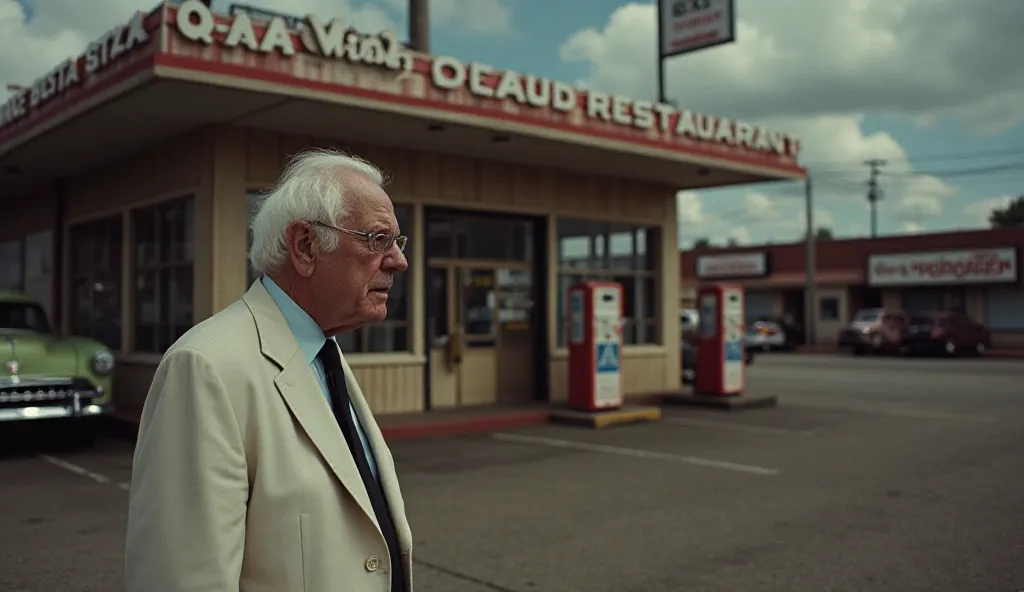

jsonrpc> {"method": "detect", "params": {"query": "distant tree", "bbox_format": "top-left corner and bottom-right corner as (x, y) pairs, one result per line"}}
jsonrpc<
(815, 227), (834, 240)
(693, 237), (712, 249)
(989, 196), (1024, 228)
(726, 237), (739, 247)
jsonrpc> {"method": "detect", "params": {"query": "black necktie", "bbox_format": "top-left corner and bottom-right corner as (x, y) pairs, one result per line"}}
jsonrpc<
(317, 341), (407, 592)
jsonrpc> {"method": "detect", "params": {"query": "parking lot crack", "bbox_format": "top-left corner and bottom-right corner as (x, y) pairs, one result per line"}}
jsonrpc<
(413, 557), (525, 592)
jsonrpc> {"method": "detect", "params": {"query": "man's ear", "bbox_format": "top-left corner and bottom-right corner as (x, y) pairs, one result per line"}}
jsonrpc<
(286, 221), (318, 278)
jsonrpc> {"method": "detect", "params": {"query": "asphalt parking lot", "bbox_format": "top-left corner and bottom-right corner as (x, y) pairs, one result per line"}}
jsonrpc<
(1, 353), (1023, 592)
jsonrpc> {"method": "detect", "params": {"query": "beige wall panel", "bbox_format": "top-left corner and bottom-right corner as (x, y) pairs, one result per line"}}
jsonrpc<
(349, 362), (424, 414)
(548, 350), (672, 402)
(245, 129), (282, 186)
(2, 188), (55, 241)
(66, 131), (203, 222)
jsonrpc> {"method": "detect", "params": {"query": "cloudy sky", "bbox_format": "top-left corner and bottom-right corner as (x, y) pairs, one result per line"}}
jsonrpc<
(3, 0), (1022, 247)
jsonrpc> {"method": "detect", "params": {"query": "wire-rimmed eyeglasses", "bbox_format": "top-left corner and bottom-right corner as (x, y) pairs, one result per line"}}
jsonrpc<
(309, 221), (408, 253)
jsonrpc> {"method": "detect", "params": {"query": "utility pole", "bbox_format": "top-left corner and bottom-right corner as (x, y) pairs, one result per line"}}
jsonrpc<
(803, 176), (816, 346)
(864, 159), (886, 238)
(409, 0), (430, 53)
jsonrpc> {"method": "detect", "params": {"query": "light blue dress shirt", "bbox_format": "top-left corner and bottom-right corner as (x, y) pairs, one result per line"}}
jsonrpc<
(261, 276), (378, 479)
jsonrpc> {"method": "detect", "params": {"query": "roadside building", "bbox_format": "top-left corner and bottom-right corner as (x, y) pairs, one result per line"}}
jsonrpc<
(679, 228), (1024, 348)
(0, 1), (804, 418)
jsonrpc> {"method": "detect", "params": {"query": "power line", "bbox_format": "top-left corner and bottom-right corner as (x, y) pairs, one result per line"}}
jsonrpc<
(799, 145), (1024, 170)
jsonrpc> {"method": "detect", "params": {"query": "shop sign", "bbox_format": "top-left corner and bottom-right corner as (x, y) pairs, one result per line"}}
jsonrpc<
(0, 12), (149, 131)
(171, 1), (799, 159)
(175, 0), (413, 72)
(659, 0), (736, 58)
(868, 248), (1018, 287)
(697, 252), (768, 278)
(430, 55), (799, 157)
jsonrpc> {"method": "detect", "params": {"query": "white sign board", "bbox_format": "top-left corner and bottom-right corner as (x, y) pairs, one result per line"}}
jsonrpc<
(592, 285), (623, 409)
(720, 287), (745, 393)
(868, 248), (1018, 287)
(659, 0), (736, 58)
(697, 252), (767, 279)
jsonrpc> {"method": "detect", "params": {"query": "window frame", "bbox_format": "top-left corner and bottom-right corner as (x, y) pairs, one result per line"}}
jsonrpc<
(130, 196), (196, 355)
(68, 215), (124, 351)
(555, 218), (660, 348)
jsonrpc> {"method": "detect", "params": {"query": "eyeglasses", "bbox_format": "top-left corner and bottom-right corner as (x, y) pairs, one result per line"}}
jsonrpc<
(310, 221), (408, 253)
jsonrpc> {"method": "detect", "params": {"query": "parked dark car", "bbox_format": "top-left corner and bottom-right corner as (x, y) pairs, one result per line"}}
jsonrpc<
(681, 340), (754, 385)
(838, 307), (907, 355)
(901, 311), (991, 356)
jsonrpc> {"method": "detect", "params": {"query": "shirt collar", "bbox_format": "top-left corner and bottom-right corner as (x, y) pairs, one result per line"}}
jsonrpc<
(261, 276), (326, 365)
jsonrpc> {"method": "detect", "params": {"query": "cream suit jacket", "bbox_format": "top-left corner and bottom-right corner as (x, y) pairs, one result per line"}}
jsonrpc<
(125, 281), (414, 592)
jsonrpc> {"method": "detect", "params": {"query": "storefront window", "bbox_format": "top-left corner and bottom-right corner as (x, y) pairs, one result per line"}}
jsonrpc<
(556, 218), (659, 346)
(70, 217), (123, 350)
(0, 239), (24, 292)
(132, 197), (195, 354)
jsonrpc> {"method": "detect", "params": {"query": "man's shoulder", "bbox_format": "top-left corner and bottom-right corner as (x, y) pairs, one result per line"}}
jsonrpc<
(166, 298), (258, 363)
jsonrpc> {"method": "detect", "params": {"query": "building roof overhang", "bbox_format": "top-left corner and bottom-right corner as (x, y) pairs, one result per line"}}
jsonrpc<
(0, 2), (806, 197)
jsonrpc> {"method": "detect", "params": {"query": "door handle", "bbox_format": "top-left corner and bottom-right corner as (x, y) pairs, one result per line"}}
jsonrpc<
(446, 326), (465, 369)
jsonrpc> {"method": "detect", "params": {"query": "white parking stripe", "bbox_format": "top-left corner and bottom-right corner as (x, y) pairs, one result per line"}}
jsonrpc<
(39, 455), (112, 485)
(663, 416), (816, 438)
(790, 402), (998, 423)
(492, 432), (779, 476)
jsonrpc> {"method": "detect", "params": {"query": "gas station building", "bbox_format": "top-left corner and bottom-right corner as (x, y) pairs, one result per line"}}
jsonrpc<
(0, 1), (804, 418)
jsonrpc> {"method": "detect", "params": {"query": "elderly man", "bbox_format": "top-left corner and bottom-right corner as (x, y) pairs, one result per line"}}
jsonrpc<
(125, 149), (413, 592)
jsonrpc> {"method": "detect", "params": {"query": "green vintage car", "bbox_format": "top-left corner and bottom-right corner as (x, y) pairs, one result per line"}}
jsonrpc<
(1, 290), (114, 445)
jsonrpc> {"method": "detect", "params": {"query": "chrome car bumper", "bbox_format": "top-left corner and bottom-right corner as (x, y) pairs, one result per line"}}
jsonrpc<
(0, 378), (107, 423)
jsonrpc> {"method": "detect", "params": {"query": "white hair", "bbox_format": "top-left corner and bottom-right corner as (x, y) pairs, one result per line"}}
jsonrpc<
(248, 148), (386, 275)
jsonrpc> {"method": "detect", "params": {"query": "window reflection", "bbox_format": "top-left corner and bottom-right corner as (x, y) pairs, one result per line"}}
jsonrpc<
(556, 219), (659, 346)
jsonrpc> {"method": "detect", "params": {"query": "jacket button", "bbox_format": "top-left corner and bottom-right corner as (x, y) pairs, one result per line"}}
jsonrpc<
(365, 556), (381, 572)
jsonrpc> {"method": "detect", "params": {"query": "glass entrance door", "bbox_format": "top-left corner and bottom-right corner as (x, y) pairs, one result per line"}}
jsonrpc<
(427, 262), (535, 407)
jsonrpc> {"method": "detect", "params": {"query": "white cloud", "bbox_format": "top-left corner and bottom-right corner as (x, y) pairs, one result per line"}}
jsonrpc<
(558, 2), (1005, 239)
(677, 190), (839, 247)
(962, 195), (1012, 227)
(901, 222), (924, 234)
(560, 1), (1024, 134)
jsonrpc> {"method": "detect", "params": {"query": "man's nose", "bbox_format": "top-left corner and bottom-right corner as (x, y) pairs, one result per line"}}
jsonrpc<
(382, 246), (409, 272)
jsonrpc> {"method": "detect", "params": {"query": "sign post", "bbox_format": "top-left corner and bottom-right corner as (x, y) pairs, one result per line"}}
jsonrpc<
(656, 0), (736, 103)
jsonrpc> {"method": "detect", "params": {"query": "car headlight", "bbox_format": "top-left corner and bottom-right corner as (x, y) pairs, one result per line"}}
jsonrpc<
(92, 350), (115, 375)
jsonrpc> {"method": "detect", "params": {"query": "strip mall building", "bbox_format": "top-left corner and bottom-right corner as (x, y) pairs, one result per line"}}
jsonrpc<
(0, 1), (804, 418)
(679, 227), (1024, 348)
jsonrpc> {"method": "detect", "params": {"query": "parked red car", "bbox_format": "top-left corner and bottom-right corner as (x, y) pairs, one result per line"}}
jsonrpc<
(900, 311), (991, 356)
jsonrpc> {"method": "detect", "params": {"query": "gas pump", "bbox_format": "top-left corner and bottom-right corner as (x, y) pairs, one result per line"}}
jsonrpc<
(694, 284), (746, 396)
(567, 281), (624, 411)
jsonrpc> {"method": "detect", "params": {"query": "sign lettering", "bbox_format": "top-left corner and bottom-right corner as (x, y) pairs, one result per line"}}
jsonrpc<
(868, 248), (1019, 287)
(697, 252), (768, 278)
(168, 2), (797, 158)
(0, 12), (149, 131)
(175, 0), (412, 72)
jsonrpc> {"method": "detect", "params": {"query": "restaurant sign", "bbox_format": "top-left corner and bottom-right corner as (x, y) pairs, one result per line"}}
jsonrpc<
(0, 12), (150, 131)
(696, 252), (768, 279)
(868, 248), (1018, 287)
(172, 1), (800, 159)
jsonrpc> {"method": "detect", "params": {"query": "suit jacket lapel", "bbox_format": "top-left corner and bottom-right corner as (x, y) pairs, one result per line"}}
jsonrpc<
(340, 351), (414, 553)
(243, 281), (380, 533)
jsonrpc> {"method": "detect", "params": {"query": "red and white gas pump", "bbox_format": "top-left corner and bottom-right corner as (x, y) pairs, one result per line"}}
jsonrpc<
(694, 284), (746, 396)
(567, 281), (624, 411)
